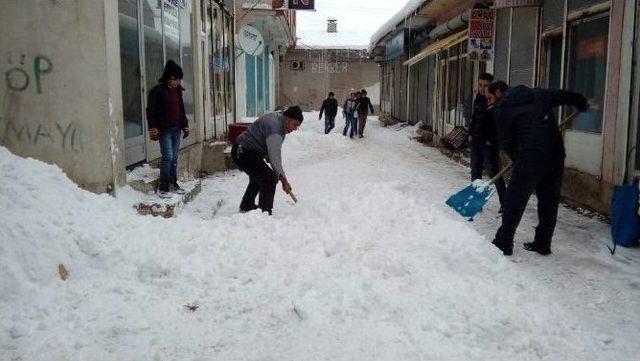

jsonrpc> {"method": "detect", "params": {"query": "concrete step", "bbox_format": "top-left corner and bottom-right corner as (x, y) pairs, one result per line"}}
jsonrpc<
(126, 164), (202, 218)
(134, 179), (202, 218)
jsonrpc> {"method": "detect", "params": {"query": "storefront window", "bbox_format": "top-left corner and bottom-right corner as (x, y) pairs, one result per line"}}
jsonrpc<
(541, 34), (562, 89)
(118, 0), (143, 140)
(143, 0), (164, 104)
(567, 15), (609, 133)
(443, 42), (474, 126)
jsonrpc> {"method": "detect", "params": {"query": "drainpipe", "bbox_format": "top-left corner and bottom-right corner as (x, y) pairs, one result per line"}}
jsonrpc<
(428, 9), (470, 39)
(405, 15), (413, 124)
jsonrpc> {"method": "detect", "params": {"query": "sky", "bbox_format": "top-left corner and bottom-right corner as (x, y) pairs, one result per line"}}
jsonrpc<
(295, 0), (407, 49)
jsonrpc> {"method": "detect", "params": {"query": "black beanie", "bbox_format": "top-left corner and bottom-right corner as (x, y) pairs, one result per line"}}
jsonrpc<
(283, 106), (304, 122)
(159, 60), (184, 84)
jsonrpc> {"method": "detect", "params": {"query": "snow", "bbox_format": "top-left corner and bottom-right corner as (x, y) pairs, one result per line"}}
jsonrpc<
(368, 0), (426, 51)
(295, 0), (405, 48)
(2, 112), (640, 360)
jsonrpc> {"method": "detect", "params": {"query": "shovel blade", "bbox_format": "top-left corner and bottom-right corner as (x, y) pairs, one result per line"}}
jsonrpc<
(446, 183), (494, 221)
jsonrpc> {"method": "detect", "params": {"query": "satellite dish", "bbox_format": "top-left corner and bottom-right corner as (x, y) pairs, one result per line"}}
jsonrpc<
(238, 25), (265, 56)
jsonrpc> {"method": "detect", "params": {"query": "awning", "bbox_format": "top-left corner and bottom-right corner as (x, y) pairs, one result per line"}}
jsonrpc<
(403, 29), (468, 67)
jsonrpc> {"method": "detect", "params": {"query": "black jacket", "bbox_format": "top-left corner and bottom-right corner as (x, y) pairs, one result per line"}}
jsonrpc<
(146, 84), (189, 130)
(319, 98), (338, 118)
(469, 93), (498, 145)
(494, 85), (588, 161)
(355, 97), (374, 115)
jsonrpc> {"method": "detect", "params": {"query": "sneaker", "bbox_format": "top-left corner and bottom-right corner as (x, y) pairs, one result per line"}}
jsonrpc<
(158, 184), (172, 199)
(491, 239), (513, 256)
(170, 182), (186, 195)
(523, 242), (551, 255)
(358, 134), (364, 138)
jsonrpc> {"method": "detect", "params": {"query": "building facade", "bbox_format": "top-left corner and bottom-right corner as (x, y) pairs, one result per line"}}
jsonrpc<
(279, 47), (380, 112)
(0, 0), (236, 193)
(370, 0), (640, 214)
(234, 0), (296, 118)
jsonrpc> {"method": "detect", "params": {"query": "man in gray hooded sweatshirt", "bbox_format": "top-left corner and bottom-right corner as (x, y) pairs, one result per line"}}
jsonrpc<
(231, 106), (304, 214)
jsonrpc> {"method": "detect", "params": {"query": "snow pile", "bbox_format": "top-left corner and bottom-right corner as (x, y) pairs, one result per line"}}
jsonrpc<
(1, 113), (640, 361)
(368, 0), (427, 51)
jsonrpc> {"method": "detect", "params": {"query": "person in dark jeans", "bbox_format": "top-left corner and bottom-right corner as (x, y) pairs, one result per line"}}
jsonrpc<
(342, 92), (358, 138)
(232, 106), (303, 215)
(146, 60), (190, 197)
(355, 89), (374, 138)
(468, 72), (505, 209)
(487, 81), (588, 256)
(319, 92), (338, 134)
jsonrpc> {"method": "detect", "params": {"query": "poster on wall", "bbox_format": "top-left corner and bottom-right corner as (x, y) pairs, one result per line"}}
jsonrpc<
(468, 9), (495, 61)
(272, 0), (315, 11)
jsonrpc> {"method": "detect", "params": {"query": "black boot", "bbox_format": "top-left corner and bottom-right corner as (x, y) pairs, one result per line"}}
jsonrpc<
(492, 239), (513, 256)
(523, 242), (551, 255)
(239, 204), (258, 213)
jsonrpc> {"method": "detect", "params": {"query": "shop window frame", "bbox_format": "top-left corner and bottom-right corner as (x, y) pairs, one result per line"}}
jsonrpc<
(564, 11), (610, 134)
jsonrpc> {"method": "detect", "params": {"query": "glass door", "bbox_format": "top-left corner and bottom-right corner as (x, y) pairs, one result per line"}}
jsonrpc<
(142, 0), (164, 161)
(118, 0), (146, 165)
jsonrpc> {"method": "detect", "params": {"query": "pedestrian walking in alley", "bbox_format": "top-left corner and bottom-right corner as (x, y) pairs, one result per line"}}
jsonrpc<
(342, 92), (358, 138)
(355, 89), (374, 138)
(319, 92), (338, 134)
(146, 60), (190, 198)
(468, 73), (506, 210)
(231, 106), (303, 215)
(487, 81), (589, 256)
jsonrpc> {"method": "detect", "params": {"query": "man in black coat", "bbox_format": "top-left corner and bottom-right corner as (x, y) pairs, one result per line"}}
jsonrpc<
(487, 82), (588, 256)
(319, 92), (338, 134)
(355, 89), (374, 138)
(469, 72), (505, 209)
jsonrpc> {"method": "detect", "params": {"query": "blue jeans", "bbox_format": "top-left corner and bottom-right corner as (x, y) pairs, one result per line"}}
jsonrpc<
(159, 127), (181, 185)
(343, 113), (357, 137)
(324, 115), (336, 134)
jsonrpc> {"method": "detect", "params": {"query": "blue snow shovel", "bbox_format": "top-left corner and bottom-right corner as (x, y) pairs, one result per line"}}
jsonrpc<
(446, 165), (512, 221)
(446, 111), (580, 221)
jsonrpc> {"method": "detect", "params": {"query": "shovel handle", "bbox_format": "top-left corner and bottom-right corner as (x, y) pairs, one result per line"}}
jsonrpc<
(488, 111), (580, 185)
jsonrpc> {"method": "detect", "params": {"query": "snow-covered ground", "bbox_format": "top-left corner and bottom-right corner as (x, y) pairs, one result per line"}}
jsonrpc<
(1, 112), (639, 361)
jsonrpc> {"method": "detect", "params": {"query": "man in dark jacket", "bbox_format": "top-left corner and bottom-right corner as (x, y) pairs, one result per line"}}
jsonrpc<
(487, 82), (588, 256)
(319, 92), (338, 134)
(469, 73), (505, 209)
(355, 89), (374, 138)
(232, 106), (303, 215)
(146, 60), (190, 197)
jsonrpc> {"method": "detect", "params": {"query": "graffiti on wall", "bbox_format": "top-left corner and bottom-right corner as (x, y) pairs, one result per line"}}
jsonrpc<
(1, 53), (85, 153)
(4, 53), (53, 93)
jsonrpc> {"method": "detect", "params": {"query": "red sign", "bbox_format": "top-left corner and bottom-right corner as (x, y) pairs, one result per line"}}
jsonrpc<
(494, 0), (541, 8)
(468, 9), (495, 61)
(577, 37), (608, 59)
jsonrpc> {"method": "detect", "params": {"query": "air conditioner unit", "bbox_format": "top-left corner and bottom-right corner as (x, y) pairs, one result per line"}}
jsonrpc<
(290, 60), (304, 70)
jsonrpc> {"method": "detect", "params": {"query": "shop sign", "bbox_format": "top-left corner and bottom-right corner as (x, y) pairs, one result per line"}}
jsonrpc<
(494, 0), (541, 8)
(385, 31), (405, 61)
(468, 9), (495, 61)
(272, 0), (315, 11)
(577, 37), (608, 59)
(238, 25), (265, 56)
